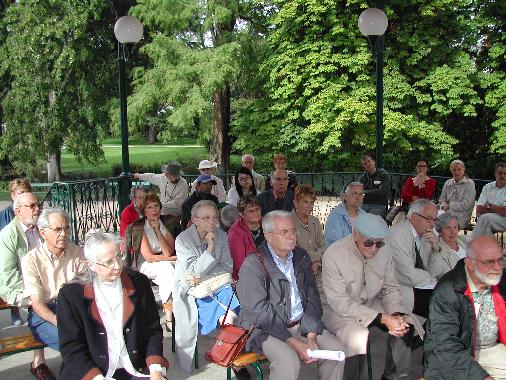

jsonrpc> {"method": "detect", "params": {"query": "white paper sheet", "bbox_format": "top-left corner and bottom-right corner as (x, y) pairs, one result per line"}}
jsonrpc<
(307, 349), (346, 361)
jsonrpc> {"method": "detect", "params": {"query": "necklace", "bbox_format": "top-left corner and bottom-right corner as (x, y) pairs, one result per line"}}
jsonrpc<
(251, 227), (261, 239)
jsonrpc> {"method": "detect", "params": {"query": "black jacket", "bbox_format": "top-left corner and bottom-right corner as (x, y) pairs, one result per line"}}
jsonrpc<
(358, 168), (391, 206)
(423, 259), (506, 380)
(57, 270), (169, 380)
(181, 191), (219, 228)
(257, 189), (294, 216)
(237, 241), (324, 353)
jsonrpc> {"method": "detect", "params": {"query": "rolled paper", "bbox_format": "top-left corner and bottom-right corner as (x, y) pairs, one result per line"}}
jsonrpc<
(307, 349), (346, 361)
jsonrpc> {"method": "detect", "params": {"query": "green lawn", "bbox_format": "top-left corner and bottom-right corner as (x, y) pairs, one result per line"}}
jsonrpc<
(61, 145), (209, 178)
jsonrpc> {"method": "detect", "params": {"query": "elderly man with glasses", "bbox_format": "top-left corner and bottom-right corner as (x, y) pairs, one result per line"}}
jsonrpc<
(0, 192), (54, 378)
(237, 210), (344, 380)
(20, 208), (86, 380)
(424, 236), (506, 380)
(322, 213), (420, 380)
(385, 199), (440, 319)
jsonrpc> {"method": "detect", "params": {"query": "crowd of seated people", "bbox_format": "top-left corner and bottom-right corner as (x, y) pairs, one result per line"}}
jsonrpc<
(1, 155), (505, 380)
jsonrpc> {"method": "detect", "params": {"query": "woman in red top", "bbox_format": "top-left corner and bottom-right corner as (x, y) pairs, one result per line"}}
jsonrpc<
(401, 159), (437, 204)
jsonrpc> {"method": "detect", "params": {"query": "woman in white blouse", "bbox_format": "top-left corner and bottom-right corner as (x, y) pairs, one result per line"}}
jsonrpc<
(136, 193), (176, 329)
(429, 212), (467, 279)
(226, 166), (257, 206)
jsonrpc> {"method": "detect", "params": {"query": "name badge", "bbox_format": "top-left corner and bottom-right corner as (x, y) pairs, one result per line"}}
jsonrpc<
(373, 180), (381, 185)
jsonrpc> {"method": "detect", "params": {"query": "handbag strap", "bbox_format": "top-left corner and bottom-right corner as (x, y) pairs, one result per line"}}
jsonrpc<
(220, 284), (236, 327)
(255, 250), (270, 291)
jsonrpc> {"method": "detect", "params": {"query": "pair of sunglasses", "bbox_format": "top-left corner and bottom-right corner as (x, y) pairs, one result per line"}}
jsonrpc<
(362, 239), (385, 249)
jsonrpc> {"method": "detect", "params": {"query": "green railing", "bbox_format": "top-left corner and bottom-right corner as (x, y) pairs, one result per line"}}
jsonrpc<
(42, 172), (492, 245)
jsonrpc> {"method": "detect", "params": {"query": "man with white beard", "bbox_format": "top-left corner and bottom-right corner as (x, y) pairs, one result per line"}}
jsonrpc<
(424, 236), (506, 380)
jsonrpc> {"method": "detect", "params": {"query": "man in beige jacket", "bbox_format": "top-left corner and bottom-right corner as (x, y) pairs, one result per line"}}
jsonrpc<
(322, 213), (413, 380)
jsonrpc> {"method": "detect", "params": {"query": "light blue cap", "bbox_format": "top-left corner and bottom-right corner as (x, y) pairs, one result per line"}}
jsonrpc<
(355, 213), (389, 239)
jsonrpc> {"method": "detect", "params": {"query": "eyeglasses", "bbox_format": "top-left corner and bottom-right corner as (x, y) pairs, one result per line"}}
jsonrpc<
(271, 228), (296, 238)
(92, 253), (123, 268)
(196, 216), (220, 222)
(415, 212), (438, 223)
(362, 239), (385, 249)
(20, 202), (42, 210)
(45, 225), (70, 235)
(468, 257), (503, 269)
(349, 191), (365, 197)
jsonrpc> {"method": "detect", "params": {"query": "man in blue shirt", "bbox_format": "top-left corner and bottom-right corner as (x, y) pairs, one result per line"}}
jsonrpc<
(0, 178), (32, 231)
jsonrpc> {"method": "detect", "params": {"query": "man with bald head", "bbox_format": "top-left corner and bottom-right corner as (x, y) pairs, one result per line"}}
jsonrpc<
(424, 236), (506, 380)
(257, 169), (294, 215)
(242, 154), (265, 192)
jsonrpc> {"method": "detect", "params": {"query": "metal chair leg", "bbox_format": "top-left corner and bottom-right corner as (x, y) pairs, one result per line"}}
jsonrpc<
(194, 342), (199, 369)
(366, 338), (373, 380)
(226, 367), (232, 380)
(171, 312), (176, 353)
(250, 362), (263, 380)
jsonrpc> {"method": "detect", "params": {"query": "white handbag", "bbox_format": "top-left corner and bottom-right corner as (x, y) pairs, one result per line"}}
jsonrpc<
(187, 272), (233, 299)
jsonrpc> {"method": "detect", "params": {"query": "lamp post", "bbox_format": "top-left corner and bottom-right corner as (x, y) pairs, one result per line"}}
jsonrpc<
(358, 6), (388, 170)
(114, 15), (143, 212)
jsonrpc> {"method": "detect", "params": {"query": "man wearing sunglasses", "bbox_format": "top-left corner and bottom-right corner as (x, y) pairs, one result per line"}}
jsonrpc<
(424, 236), (506, 380)
(385, 199), (439, 319)
(322, 213), (417, 380)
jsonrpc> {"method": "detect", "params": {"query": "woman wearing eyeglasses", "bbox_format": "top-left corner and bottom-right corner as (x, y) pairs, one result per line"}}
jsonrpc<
(226, 167), (257, 206)
(428, 212), (467, 279)
(57, 231), (169, 380)
(124, 193), (176, 331)
(172, 200), (238, 373)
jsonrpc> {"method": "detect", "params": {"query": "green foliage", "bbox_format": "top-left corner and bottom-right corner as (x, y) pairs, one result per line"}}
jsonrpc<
(0, 0), (117, 178)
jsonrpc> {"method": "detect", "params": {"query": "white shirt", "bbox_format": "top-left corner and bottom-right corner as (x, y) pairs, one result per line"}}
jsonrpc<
(93, 277), (150, 379)
(137, 173), (188, 216)
(477, 181), (506, 206)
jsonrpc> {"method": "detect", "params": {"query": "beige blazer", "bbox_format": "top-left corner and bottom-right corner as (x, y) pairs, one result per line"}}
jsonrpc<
(384, 221), (436, 312)
(428, 238), (467, 279)
(321, 235), (407, 356)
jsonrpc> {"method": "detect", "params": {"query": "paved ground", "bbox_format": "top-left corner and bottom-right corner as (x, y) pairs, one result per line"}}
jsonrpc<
(0, 305), (424, 379)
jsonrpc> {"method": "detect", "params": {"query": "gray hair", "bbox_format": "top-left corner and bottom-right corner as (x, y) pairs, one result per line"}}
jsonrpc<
(407, 199), (437, 219)
(191, 200), (218, 219)
(262, 210), (291, 233)
(435, 212), (459, 233)
(83, 230), (119, 262)
(241, 154), (254, 162)
(220, 204), (240, 229)
(129, 185), (148, 201)
(37, 208), (70, 230)
(13, 192), (35, 208)
(341, 181), (363, 198)
(450, 159), (465, 170)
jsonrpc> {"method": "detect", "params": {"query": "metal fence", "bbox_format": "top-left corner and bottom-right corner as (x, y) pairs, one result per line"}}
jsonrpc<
(42, 172), (492, 245)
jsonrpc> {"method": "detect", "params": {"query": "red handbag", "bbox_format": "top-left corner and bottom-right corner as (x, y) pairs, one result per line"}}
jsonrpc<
(205, 286), (254, 367)
(205, 323), (254, 367)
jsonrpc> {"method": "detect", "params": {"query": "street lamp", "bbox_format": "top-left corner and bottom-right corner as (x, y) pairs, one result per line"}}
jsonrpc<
(359, 6), (388, 170)
(114, 15), (143, 212)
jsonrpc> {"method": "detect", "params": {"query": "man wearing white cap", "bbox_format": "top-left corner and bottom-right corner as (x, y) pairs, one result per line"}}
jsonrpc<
(191, 160), (226, 202)
(133, 161), (188, 217)
(321, 213), (417, 380)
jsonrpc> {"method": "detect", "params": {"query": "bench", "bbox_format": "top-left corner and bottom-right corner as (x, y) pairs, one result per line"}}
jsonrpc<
(0, 298), (46, 357)
(0, 333), (46, 357)
(226, 352), (268, 380)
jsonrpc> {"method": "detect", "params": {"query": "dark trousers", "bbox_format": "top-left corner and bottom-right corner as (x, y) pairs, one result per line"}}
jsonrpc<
(413, 288), (433, 319)
(343, 324), (414, 380)
(113, 368), (148, 380)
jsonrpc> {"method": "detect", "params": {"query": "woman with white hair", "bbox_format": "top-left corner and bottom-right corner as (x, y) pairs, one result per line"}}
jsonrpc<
(172, 200), (238, 372)
(428, 212), (468, 279)
(438, 159), (476, 229)
(57, 231), (169, 380)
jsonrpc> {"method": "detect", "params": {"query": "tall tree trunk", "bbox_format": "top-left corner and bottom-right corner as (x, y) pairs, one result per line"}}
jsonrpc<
(147, 124), (158, 144)
(210, 84), (231, 175)
(47, 151), (62, 182)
